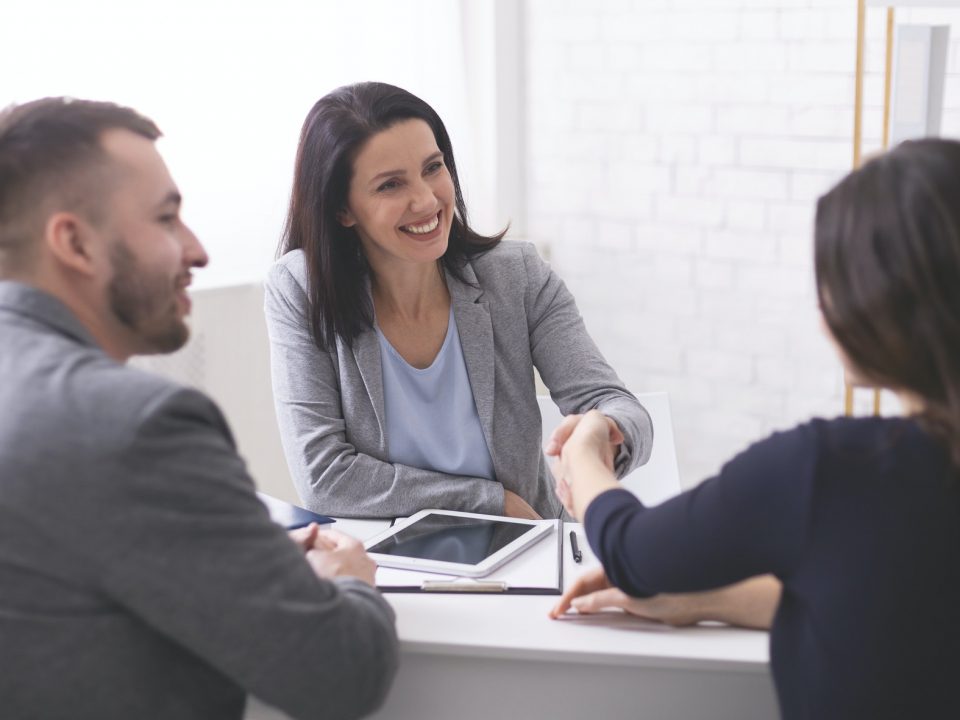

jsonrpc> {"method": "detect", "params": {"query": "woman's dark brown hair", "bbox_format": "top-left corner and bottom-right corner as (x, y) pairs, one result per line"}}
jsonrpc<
(815, 138), (960, 469)
(279, 82), (504, 350)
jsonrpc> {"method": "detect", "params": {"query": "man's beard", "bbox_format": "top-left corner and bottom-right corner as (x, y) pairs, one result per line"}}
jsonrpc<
(107, 240), (189, 355)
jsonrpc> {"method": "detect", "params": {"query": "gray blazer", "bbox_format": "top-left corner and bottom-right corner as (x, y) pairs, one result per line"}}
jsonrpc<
(265, 240), (653, 519)
(0, 281), (397, 720)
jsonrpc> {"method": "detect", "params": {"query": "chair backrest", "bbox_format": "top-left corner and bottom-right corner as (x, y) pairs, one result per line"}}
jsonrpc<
(131, 283), (295, 503)
(537, 391), (682, 506)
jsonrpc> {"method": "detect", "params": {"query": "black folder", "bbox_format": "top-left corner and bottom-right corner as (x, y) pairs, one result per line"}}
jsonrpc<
(257, 492), (335, 530)
(376, 518), (564, 595)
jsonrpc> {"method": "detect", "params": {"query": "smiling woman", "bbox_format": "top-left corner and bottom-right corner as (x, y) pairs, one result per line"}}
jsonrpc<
(264, 82), (654, 520)
(339, 120), (456, 278)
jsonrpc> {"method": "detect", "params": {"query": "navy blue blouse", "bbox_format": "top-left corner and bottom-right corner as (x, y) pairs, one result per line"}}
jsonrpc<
(585, 417), (960, 720)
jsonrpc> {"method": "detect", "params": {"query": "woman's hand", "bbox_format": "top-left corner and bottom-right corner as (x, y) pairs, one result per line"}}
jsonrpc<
(550, 568), (781, 631)
(550, 567), (707, 626)
(554, 472), (575, 517)
(544, 412), (624, 470)
(551, 411), (622, 521)
(503, 489), (542, 520)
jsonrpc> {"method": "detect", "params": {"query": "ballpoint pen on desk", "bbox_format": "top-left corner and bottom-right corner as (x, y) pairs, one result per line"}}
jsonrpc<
(569, 530), (582, 563)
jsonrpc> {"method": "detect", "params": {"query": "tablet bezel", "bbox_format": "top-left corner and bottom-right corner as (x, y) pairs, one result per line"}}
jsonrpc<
(363, 509), (554, 578)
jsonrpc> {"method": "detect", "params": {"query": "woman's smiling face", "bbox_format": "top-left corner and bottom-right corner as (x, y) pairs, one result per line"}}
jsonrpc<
(339, 118), (455, 270)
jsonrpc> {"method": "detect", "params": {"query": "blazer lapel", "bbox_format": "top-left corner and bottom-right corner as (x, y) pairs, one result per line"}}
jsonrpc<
(448, 263), (496, 459)
(351, 324), (387, 447)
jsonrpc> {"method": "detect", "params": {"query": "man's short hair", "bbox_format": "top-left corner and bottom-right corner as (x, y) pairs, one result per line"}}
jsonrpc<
(0, 97), (161, 273)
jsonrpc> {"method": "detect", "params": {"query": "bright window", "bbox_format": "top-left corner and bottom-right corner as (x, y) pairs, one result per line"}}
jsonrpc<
(2, 0), (481, 288)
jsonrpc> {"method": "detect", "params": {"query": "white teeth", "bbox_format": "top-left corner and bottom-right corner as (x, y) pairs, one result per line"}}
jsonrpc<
(401, 214), (439, 234)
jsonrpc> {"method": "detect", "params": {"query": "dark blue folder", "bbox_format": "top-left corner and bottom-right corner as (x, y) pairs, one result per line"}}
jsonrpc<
(257, 492), (335, 530)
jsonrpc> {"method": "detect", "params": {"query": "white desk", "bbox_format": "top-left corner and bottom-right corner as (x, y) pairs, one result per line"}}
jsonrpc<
(249, 392), (778, 719)
(249, 518), (778, 720)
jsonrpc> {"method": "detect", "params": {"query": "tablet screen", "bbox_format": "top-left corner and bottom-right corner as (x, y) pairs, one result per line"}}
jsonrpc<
(367, 514), (534, 565)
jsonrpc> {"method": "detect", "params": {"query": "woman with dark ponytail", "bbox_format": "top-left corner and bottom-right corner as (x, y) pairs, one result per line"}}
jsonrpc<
(550, 139), (960, 720)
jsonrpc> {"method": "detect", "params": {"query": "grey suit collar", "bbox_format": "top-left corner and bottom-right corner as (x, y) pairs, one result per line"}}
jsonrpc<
(351, 323), (386, 451)
(0, 281), (98, 349)
(348, 260), (497, 468)
(446, 261), (496, 465)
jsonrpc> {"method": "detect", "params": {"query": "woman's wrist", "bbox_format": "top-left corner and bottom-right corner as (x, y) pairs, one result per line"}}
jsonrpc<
(567, 451), (620, 519)
(688, 576), (781, 629)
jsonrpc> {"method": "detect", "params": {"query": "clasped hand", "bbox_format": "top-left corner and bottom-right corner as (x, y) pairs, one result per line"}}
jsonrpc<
(288, 524), (377, 587)
(544, 410), (624, 520)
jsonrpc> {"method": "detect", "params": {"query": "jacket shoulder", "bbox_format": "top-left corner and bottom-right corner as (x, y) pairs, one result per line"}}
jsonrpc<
(467, 240), (547, 293)
(266, 249), (308, 293)
(82, 358), (221, 439)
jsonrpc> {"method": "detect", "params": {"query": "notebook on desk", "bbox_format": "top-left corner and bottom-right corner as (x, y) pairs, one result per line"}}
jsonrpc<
(374, 518), (564, 595)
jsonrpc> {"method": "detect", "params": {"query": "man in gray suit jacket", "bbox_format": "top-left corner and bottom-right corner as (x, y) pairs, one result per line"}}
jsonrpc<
(0, 98), (397, 719)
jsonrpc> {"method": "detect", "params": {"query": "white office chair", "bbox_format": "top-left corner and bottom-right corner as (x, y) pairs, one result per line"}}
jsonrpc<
(131, 283), (295, 503)
(537, 391), (682, 506)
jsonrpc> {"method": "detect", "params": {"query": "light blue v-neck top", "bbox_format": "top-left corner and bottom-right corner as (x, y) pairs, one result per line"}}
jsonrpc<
(376, 307), (496, 481)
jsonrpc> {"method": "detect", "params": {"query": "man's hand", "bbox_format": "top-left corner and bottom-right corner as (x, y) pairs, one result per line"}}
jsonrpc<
(503, 489), (542, 520)
(288, 522), (320, 551)
(304, 529), (378, 587)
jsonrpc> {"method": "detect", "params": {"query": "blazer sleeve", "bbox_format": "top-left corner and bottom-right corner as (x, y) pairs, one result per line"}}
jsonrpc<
(263, 261), (505, 518)
(585, 424), (816, 597)
(87, 388), (399, 720)
(520, 243), (653, 476)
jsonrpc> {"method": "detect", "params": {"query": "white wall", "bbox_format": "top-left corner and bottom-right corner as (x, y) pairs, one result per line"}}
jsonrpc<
(524, 0), (960, 486)
(1, 0), (494, 287)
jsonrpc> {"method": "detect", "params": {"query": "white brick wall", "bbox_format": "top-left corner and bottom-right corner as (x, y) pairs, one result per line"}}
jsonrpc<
(525, 0), (960, 487)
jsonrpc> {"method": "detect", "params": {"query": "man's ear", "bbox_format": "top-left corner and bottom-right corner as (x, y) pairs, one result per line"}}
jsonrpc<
(337, 207), (357, 228)
(44, 212), (99, 277)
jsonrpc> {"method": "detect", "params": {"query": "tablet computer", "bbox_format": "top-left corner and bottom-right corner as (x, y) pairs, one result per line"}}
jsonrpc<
(363, 509), (553, 578)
